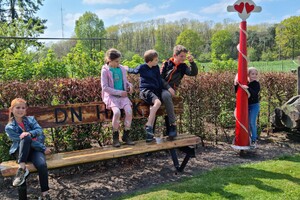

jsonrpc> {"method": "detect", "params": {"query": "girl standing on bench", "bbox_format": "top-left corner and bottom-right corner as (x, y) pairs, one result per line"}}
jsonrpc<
(5, 98), (51, 200)
(101, 48), (135, 147)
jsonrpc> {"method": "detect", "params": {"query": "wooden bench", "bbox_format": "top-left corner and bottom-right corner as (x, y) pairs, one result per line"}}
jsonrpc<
(0, 97), (200, 198)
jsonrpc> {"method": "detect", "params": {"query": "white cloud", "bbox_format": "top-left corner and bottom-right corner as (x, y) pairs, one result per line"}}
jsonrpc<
(94, 3), (155, 19)
(64, 13), (82, 27)
(156, 11), (206, 22)
(200, 0), (235, 15)
(82, 0), (128, 5)
(61, 3), (154, 29)
(297, 9), (300, 14)
(281, 14), (292, 20)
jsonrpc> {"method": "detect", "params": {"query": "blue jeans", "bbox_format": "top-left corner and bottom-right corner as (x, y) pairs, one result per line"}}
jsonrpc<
(17, 136), (49, 192)
(249, 103), (260, 142)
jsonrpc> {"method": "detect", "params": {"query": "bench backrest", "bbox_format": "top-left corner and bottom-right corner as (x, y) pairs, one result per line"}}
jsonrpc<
(0, 97), (183, 133)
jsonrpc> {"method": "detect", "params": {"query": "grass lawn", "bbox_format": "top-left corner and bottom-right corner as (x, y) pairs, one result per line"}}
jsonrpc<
(202, 60), (298, 72)
(119, 154), (300, 200)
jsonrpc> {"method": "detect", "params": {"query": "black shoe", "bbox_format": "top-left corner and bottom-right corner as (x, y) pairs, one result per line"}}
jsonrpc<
(168, 124), (177, 140)
(113, 131), (121, 147)
(122, 130), (135, 145)
(145, 126), (154, 143)
(12, 167), (29, 187)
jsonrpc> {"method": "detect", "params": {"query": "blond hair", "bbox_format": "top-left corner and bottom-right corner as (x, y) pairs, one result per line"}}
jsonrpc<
(248, 67), (258, 75)
(8, 98), (27, 122)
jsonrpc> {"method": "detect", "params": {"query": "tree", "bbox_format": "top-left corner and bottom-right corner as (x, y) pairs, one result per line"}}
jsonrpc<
(63, 43), (104, 78)
(0, 48), (35, 81)
(275, 16), (300, 59)
(75, 12), (106, 54)
(176, 29), (204, 58)
(34, 49), (68, 79)
(0, 0), (46, 33)
(51, 40), (77, 59)
(211, 30), (233, 60)
(0, 19), (45, 53)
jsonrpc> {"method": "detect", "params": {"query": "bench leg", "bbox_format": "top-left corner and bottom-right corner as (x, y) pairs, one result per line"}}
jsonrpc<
(170, 149), (180, 170)
(170, 146), (196, 172)
(18, 180), (27, 200)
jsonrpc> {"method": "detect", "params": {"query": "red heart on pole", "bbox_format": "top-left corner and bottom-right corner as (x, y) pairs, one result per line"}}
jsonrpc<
(245, 3), (254, 14)
(234, 2), (244, 13)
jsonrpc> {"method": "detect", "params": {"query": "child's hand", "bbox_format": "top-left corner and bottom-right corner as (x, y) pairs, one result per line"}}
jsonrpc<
(20, 132), (30, 139)
(123, 66), (129, 71)
(127, 85), (133, 94)
(44, 147), (53, 155)
(238, 82), (249, 90)
(187, 52), (194, 63)
(120, 91), (128, 97)
(168, 87), (175, 97)
(234, 74), (238, 85)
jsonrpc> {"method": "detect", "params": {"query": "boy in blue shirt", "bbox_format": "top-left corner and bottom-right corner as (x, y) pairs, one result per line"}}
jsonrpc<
(126, 50), (167, 142)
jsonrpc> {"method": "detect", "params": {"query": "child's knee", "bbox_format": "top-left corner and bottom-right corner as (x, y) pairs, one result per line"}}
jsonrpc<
(162, 90), (171, 97)
(112, 109), (121, 118)
(125, 109), (132, 116)
(22, 135), (32, 144)
(154, 99), (161, 107)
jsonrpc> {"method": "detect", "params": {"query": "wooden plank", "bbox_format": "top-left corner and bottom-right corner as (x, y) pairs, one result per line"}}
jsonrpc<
(0, 97), (183, 133)
(0, 134), (199, 177)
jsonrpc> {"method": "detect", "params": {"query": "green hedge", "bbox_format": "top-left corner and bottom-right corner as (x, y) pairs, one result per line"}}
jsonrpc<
(0, 72), (297, 162)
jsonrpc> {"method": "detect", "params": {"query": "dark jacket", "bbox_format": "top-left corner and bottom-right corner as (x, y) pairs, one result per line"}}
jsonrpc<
(128, 63), (166, 93)
(161, 58), (198, 89)
(234, 80), (260, 105)
(248, 80), (260, 105)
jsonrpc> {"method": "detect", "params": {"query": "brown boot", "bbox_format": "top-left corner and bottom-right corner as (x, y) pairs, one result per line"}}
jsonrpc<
(122, 130), (135, 145)
(113, 131), (121, 147)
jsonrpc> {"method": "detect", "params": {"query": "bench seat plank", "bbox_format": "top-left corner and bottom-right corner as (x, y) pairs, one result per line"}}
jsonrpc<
(0, 134), (200, 177)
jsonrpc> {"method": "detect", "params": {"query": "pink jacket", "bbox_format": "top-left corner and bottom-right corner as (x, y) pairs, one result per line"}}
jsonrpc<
(101, 64), (132, 105)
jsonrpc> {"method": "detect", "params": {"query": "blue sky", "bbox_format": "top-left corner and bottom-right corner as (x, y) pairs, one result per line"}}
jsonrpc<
(38, 0), (300, 38)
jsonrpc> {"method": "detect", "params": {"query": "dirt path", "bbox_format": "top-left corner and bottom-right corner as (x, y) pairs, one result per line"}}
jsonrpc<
(1, 132), (300, 200)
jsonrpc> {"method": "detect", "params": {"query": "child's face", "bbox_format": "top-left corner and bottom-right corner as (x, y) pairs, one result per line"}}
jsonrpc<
(108, 58), (121, 68)
(12, 102), (27, 118)
(174, 52), (187, 64)
(148, 57), (159, 67)
(249, 70), (258, 81)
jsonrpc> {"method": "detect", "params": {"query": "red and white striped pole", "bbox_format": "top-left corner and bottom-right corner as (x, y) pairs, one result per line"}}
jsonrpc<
(227, 0), (261, 150)
(235, 21), (249, 147)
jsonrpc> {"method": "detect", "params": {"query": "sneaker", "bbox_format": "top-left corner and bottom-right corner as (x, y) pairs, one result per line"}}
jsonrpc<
(168, 124), (177, 140)
(145, 126), (154, 143)
(38, 194), (51, 200)
(12, 167), (29, 187)
(250, 141), (257, 148)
